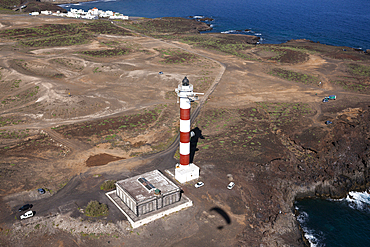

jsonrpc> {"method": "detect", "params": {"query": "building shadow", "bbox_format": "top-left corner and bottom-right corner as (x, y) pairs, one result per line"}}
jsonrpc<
(189, 127), (205, 164)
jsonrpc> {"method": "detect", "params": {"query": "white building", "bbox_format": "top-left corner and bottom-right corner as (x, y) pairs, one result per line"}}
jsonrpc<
(67, 12), (79, 18)
(40, 10), (52, 15)
(115, 170), (181, 217)
(109, 14), (129, 20)
(88, 7), (99, 16)
(81, 14), (98, 20)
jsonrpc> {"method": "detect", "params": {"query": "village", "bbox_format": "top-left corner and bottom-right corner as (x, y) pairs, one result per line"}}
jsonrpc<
(29, 7), (129, 20)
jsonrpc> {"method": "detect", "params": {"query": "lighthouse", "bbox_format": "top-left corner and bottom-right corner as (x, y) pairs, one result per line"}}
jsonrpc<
(174, 76), (203, 183)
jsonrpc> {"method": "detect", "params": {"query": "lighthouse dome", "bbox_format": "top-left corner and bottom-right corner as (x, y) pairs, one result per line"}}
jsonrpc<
(182, 76), (189, 86)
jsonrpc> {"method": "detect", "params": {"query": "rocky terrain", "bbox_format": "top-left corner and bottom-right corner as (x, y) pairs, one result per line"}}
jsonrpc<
(0, 13), (370, 247)
(0, 0), (66, 13)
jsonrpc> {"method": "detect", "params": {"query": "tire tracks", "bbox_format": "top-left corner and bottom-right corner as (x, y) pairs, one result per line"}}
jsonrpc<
(111, 22), (226, 155)
(42, 127), (90, 152)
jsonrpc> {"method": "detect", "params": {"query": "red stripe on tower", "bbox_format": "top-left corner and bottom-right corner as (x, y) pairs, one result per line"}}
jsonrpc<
(179, 98), (191, 166)
(180, 108), (190, 120)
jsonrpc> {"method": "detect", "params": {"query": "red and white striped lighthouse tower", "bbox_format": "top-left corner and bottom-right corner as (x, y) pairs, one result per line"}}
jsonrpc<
(175, 76), (203, 183)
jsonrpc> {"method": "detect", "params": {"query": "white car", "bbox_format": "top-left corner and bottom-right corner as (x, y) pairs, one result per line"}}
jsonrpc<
(195, 181), (204, 188)
(227, 182), (235, 190)
(20, 210), (33, 220)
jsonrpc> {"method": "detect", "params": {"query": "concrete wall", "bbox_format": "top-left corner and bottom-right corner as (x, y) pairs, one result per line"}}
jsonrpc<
(106, 190), (193, 229)
(116, 186), (137, 215)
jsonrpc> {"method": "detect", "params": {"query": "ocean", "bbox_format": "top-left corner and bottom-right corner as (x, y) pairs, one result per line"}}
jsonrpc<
(295, 191), (370, 246)
(61, 1), (370, 246)
(60, 0), (370, 50)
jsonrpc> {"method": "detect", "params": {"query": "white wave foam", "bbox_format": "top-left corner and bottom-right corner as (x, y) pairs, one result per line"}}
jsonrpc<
(327, 197), (345, 202)
(221, 30), (236, 34)
(192, 15), (204, 19)
(297, 210), (309, 223)
(345, 191), (370, 212)
(296, 208), (324, 247)
(304, 232), (321, 247)
(255, 33), (262, 36)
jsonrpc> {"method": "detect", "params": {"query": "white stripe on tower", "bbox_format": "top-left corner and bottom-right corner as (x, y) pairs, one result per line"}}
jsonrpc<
(179, 97), (190, 166)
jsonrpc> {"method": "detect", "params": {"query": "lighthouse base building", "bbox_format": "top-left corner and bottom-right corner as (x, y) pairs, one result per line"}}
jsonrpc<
(106, 169), (193, 228)
(175, 163), (200, 184)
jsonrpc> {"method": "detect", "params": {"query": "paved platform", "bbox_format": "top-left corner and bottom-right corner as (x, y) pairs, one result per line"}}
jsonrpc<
(106, 190), (193, 228)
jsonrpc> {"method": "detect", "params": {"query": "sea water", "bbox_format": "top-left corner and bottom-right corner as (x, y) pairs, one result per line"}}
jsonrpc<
(60, 0), (370, 245)
(295, 191), (370, 246)
(60, 0), (370, 50)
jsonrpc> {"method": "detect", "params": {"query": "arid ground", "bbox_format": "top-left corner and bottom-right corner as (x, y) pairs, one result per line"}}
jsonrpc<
(0, 14), (370, 247)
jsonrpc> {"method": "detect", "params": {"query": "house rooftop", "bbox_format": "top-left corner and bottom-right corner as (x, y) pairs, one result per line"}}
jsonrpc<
(116, 170), (179, 203)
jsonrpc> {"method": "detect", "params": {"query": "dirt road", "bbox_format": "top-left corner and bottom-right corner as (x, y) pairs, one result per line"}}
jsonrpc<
(1, 14), (370, 247)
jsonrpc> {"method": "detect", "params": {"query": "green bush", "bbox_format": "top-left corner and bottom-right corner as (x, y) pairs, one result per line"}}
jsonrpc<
(100, 180), (116, 191)
(84, 200), (108, 217)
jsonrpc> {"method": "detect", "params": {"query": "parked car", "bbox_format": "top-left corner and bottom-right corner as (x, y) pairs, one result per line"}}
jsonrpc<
(18, 204), (32, 212)
(227, 182), (235, 190)
(195, 181), (204, 188)
(38, 188), (45, 194)
(328, 95), (336, 100)
(20, 210), (33, 220)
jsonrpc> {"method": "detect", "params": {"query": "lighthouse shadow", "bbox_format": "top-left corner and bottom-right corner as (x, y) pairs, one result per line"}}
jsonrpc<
(189, 127), (205, 164)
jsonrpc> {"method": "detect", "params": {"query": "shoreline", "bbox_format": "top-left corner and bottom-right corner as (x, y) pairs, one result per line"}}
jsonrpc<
(13, 1), (367, 50)
(50, 0), (94, 4)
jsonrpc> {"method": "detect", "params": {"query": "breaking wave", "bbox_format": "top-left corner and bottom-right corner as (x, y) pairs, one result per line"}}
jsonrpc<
(220, 29), (262, 38)
(345, 190), (370, 213)
(296, 190), (370, 246)
(296, 207), (325, 247)
(221, 30), (236, 34)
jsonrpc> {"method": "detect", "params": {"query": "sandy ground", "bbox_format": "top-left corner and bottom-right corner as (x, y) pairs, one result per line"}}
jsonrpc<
(1, 14), (370, 246)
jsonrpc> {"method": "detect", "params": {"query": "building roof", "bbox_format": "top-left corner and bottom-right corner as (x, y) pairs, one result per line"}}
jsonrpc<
(116, 170), (179, 203)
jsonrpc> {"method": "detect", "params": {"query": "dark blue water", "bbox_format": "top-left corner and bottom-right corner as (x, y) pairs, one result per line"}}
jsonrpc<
(295, 191), (370, 246)
(61, 0), (370, 50)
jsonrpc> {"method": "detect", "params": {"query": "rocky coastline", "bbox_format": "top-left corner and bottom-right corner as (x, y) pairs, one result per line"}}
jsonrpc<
(255, 105), (370, 246)
(41, 0), (93, 4)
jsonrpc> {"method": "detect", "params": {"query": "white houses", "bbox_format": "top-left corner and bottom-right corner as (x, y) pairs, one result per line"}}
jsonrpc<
(109, 14), (129, 20)
(38, 7), (129, 20)
(40, 10), (52, 15)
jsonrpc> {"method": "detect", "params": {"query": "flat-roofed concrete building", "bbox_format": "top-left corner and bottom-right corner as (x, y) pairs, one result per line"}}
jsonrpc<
(115, 170), (181, 216)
